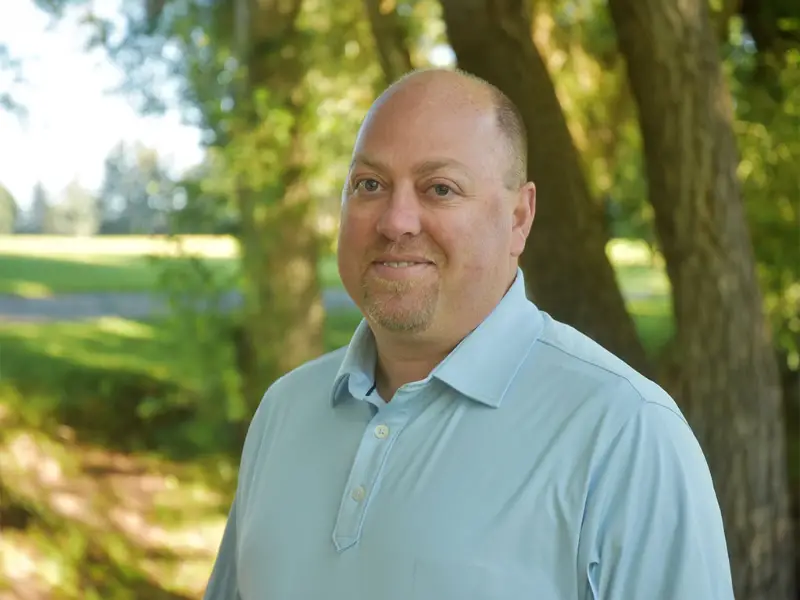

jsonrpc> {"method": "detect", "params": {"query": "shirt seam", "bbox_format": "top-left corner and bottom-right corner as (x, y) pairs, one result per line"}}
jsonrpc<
(538, 337), (663, 405)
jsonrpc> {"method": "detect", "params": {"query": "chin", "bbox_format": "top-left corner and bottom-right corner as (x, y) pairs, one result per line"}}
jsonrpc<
(365, 301), (436, 333)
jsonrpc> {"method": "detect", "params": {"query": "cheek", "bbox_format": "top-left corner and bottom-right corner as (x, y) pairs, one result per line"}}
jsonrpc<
(338, 210), (375, 263)
(443, 218), (510, 278)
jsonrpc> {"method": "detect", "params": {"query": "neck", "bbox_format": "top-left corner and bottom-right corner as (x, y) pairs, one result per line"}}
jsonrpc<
(370, 268), (520, 401)
(372, 331), (458, 401)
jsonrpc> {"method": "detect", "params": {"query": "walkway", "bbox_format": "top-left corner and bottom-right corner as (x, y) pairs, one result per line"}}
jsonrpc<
(0, 289), (356, 322)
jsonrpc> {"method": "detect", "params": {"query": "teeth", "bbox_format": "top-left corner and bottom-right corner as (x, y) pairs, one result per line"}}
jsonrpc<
(382, 261), (417, 267)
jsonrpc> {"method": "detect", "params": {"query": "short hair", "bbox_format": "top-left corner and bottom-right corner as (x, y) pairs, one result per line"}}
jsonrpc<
(483, 78), (528, 189)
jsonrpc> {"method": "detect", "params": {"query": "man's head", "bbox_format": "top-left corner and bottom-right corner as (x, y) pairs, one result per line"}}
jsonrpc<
(337, 68), (536, 342)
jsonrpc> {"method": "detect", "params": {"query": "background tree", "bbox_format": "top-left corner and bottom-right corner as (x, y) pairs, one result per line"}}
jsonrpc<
(48, 179), (100, 236)
(98, 141), (175, 234)
(0, 183), (19, 234)
(28, 181), (52, 233)
(607, 0), (796, 596)
(363, 0), (414, 84)
(0, 44), (26, 116)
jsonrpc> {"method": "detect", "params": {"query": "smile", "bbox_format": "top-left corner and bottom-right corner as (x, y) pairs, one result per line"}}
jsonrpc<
(380, 261), (427, 267)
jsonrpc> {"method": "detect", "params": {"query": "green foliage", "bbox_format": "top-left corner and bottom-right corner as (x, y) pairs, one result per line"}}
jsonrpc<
(0, 44), (26, 116)
(728, 40), (800, 366)
(147, 240), (247, 436)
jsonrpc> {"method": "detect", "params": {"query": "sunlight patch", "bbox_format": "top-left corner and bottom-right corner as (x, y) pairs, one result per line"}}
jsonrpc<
(96, 317), (155, 339)
(8, 281), (53, 298)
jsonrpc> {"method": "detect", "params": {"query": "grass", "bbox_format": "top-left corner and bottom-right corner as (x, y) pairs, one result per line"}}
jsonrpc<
(0, 234), (344, 296)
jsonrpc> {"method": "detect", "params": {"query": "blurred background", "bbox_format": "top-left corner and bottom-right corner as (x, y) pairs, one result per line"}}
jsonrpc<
(0, 0), (797, 598)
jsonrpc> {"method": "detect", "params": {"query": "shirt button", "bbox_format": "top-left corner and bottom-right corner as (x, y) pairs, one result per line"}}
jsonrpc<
(374, 424), (390, 439)
(351, 486), (366, 502)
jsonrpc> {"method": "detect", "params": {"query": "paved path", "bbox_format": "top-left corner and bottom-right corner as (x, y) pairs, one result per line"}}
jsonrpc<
(0, 289), (357, 322)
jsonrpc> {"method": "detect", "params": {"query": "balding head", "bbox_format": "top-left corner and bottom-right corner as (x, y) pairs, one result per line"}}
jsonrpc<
(363, 68), (528, 189)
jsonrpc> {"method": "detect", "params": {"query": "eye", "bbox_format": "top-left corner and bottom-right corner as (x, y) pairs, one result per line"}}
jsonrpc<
(355, 178), (382, 193)
(430, 184), (453, 197)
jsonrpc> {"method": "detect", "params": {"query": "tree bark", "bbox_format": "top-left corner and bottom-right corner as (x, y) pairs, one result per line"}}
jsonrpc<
(363, 0), (414, 84)
(607, 0), (796, 597)
(234, 0), (324, 414)
(439, 0), (650, 377)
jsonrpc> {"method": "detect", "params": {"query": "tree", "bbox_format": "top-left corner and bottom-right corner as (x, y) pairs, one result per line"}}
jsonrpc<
(98, 141), (174, 234)
(223, 0), (325, 411)
(363, 0), (414, 84)
(0, 44), (26, 116)
(50, 179), (100, 235)
(607, 0), (796, 596)
(0, 184), (18, 233)
(438, 0), (650, 376)
(29, 182), (51, 233)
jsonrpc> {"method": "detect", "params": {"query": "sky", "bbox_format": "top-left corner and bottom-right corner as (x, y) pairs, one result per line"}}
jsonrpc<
(0, 1), (204, 209)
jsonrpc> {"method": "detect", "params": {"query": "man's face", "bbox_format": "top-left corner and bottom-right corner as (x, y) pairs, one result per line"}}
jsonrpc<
(337, 78), (533, 337)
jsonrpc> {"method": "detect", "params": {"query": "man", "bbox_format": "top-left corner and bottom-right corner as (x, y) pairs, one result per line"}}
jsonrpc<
(203, 68), (734, 599)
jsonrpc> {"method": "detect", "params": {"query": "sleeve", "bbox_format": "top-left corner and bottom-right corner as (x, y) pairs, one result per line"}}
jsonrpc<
(579, 401), (735, 600)
(202, 496), (242, 600)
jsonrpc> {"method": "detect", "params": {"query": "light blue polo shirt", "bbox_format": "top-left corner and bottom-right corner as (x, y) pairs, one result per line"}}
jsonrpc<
(203, 269), (734, 600)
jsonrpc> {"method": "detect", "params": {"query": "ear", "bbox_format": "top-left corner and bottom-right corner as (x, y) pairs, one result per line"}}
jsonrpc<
(510, 182), (536, 258)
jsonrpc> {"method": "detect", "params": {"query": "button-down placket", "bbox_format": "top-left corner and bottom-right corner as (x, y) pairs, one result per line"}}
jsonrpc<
(332, 383), (428, 551)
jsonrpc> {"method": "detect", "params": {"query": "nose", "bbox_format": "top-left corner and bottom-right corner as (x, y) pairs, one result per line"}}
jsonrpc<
(375, 183), (422, 241)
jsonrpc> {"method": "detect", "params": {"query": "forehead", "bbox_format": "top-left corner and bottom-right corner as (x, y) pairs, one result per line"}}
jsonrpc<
(352, 92), (504, 173)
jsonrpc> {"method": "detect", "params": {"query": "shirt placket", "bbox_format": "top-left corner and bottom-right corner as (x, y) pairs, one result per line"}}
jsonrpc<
(331, 389), (419, 552)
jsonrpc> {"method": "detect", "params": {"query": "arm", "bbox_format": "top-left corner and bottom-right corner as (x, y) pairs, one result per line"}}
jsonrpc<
(579, 401), (735, 599)
(203, 496), (242, 600)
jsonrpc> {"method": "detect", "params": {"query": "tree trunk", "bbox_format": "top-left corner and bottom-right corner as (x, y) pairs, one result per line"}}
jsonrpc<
(607, 0), (796, 597)
(439, 0), (650, 376)
(234, 0), (324, 414)
(363, 0), (414, 84)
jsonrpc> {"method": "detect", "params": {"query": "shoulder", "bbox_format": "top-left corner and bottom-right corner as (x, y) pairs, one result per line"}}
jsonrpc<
(265, 345), (349, 399)
(530, 311), (682, 416)
(531, 312), (714, 479)
(506, 310), (697, 466)
(238, 346), (348, 469)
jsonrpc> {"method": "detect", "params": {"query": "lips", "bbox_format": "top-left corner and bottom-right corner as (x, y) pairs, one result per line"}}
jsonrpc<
(372, 254), (434, 265)
(377, 261), (430, 267)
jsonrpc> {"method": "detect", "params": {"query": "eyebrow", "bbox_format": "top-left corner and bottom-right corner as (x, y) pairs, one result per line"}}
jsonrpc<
(350, 154), (471, 178)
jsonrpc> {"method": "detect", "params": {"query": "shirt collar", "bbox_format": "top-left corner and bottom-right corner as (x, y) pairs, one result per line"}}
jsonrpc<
(330, 268), (544, 408)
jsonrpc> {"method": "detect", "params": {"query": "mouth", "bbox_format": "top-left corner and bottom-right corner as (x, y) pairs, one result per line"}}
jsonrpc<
(368, 259), (434, 279)
(375, 261), (431, 268)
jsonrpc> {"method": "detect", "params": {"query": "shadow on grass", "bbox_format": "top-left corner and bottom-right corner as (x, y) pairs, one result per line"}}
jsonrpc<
(0, 308), (365, 467)
(0, 428), (223, 600)
(0, 325), (237, 466)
